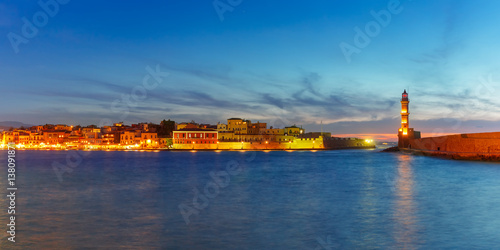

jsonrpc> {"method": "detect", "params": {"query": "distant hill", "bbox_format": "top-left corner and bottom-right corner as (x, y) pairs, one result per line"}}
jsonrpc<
(0, 121), (35, 130)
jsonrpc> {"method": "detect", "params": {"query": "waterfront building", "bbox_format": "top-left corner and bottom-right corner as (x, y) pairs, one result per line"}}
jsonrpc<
(102, 132), (119, 144)
(85, 131), (102, 145)
(43, 130), (69, 145)
(140, 132), (159, 147)
(173, 128), (218, 145)
(284, 125), (304, 136)
(27, 132), (44, 145)
(217, 123), (227, 132)
(17, 131), (29, 145)
(248, 122), (267, 135)
(227, 118), (249, 135)
(218, 130), (235, 141)
(2, 131), (15, 144)
(65, 135), (87, 145)
(159, 138), (170, 148)
(120, 131), (137, 145)
(176, 122), (198, 130)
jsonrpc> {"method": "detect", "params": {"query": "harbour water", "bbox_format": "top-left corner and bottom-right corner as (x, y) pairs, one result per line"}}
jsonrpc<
(1, 149), (500, 249)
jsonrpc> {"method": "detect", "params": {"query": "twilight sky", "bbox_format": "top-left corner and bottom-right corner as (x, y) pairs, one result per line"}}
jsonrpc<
(2, 0), (500, 140)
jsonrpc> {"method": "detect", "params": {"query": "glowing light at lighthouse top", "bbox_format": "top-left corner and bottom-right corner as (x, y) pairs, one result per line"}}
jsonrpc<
(402, 90), (408, 101)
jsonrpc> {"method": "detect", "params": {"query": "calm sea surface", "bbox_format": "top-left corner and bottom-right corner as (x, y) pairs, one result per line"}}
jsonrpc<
(1, 149), (500, 249)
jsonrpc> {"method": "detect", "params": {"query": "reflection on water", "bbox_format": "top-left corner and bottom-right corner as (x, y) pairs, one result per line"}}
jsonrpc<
(394, 154), (418, 249)
(1, 150), (500, 249)
(357, 159), (379, 247)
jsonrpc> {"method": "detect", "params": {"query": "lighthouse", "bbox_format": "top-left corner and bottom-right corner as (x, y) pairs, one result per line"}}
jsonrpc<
(400, 90), (409, 136)
(398, 90), (420, 148)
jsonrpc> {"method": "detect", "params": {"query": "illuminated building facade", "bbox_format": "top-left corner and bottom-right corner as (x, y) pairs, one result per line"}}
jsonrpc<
(173, 128), (218, 144)
(248, 122), (267, 135)
(285, 125), (304, 136)
(120, 131), (137, 145)
(141, 132), (159, 146)
(0, 122), (161, 149)
(227, 118), (248, 135)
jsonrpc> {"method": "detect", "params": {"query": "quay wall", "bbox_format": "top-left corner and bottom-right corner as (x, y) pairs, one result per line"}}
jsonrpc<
(324, 138), (370, 149)
(172, 138), (322, 150)
(406, 132), (500, 160)
(173, 137), (375, 150)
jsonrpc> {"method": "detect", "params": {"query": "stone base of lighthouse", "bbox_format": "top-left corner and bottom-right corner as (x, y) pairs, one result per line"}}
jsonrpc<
(398, 128), (420, 148)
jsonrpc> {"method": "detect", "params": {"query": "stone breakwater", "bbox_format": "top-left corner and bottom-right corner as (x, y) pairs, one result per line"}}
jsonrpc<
(401, 148), (500, 161)
(393, 131), (500, 161)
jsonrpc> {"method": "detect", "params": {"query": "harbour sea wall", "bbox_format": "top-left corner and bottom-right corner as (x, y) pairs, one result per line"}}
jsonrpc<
(172, 137), (374, 150)
(406, 132), (500, 161)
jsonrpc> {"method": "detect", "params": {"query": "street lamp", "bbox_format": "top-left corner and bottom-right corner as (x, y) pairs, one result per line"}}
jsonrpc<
(313, 140), (315, 149)
(265, 141), (268, 150)
(192, 141), (195, 149)
(241, 141), (244, 150)
(289, 140), (292, 150)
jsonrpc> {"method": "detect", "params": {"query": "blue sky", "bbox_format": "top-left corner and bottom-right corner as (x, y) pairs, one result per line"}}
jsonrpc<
(1, 0), (500, 139)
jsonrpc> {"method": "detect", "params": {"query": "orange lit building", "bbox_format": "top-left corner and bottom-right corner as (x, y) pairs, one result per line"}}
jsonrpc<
(120, 131), (137, 145)
(248, 122), (267, 135)
(85, 132), (102, 145)
(140, 132), (159, 147)
(102, 132), (119, 144)
(2, 131), (15, 144)
(28, 132), (44, 145)
(173, 128), (218, 145)
(65, 135), (87, 145)
(43, 130), (69, 145)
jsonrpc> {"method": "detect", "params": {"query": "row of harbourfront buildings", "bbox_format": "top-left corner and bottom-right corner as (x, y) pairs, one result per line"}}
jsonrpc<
(0, 122), (164, 150)
(173, 118), (319, 150)
(172, 118), (372, 150)
(1, 118), (373, 150)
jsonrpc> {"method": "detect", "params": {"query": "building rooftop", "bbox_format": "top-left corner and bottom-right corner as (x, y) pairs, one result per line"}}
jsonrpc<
(174, 128), (217, 132)
(42, 130), (71, 133)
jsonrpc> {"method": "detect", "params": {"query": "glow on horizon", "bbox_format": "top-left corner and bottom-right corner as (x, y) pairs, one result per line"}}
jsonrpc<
(336, 132), (463, 142)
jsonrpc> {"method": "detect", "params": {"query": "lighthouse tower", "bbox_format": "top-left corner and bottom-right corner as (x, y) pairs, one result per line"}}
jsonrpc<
(400, 90), (409, 136)
(398, 90), (419, 148)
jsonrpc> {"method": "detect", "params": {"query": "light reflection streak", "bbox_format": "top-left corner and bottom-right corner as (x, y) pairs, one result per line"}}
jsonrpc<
(394, 154), (418, 249)
(358, 162), (378, 247)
